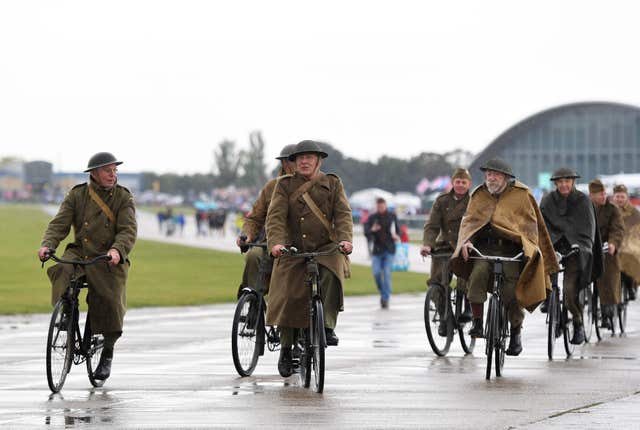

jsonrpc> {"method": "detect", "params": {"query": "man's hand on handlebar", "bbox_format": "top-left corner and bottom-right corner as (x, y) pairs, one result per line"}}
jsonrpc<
(38, 246), (52, 262)
(236, 234), (252, 248)
(271, 244), (285, 258)
(419, 245), (431, 257)
(461, 241), (474, 261)
(106, 249), (120, 266)
(608, 243), (616, 256)
(339, 241), (353, 254)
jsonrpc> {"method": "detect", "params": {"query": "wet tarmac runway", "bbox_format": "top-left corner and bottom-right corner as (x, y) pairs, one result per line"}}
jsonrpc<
(1, 294), (639, 429)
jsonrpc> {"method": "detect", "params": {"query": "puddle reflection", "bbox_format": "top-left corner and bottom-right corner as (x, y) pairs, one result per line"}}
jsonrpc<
(45, 389), (117, 426)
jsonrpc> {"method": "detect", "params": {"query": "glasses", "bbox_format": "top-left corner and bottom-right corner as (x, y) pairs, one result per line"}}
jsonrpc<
(98, 167), (118, 175)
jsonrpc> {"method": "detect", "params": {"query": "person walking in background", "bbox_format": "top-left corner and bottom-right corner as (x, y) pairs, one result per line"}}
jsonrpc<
(365, 197), (400, 309)
(612, 184), (640, 301)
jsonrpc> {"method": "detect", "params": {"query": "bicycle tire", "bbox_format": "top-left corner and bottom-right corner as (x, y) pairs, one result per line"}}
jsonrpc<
(495, 304), (507, 377)
(593, 287), (602, 341)
(84, 318), (105, 387)
(424, 286), (453, 356)
(231, 292), (262, 376)
(547, 288), (559, 360)
(301, 328), (312, 388)
(562, 303), (576, 357)
(582, 283), (594, 342)
(485, 298), (497, 380)
(618, 281), (627, 334)
(46, 300), (74, 393)
(456, 291), (475, 354)
(311, 298), (325, 393)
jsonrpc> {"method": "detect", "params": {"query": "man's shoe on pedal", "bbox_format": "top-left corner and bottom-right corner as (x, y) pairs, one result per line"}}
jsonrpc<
(438, 319), (448, 337)
(325, 328), (339, 346)
(278, 347), (294, 377)
(93, 349), (113, 380)
(570, 322), (585, 344)
(505, 327), (522, 356)
(469, 318), (484, 338)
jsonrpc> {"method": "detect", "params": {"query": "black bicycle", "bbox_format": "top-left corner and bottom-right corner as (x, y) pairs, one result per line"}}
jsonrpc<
(546, 246), (582, 360)
(41, 250), (112, 393)
(424, 252), (475, 356)
(280, 244), (343, 394)
(468, 245), (523, 380)
(231, 240), (280, 376)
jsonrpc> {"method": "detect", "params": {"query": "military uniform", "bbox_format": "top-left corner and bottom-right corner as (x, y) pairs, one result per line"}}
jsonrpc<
(266, 171), (353, 346)
(595, 201), (625, 305)
(422, 189), (469, 313)
(41, 179), (137, 334)
(240, 177), (278, 295)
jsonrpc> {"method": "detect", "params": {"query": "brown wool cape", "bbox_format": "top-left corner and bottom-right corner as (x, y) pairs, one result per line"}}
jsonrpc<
(618, 201), (640, 283)
(451, 181), (560, 311)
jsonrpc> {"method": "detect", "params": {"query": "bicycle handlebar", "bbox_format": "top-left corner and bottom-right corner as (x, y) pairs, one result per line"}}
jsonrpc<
(279, 244), (344, 259)
(468, 244), (524, 262)
(555, 245), (580, 265)
(41, 249), (112, 267)
(238, 235), (268, 251)
(428, 252), (453, 259)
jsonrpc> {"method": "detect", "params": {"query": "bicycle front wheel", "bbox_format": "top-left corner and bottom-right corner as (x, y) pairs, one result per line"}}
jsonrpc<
(46, 300), (74, 393)
(485, 298), (498, 380)
(582, 283), (594, 342)
(84, 318), (105, 387)
(456, 291), (475, 354)
(547, 288), (559, 360)
(231, 292), (262, 376)
(562, 304), (576, 357)
(593, 287), (602, 341)
(494, 304), (507, 377)
(618, 281), (628, 334)
(310, 298), (326, 393)
(424, 286), (452, 356)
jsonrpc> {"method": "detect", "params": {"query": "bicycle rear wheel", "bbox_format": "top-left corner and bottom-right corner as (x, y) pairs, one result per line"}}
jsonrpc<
(424, 286), (453, 356)
(231, 292), (262, 376)
(485, 298), (498, 380)
(84, 318), (105, 387)
(46, 300), (74, 393)
(547, 288), (559, 360)
(310, 298), (325, 393)
(582, 283), (594, 342)
(456, 291), (475, 354)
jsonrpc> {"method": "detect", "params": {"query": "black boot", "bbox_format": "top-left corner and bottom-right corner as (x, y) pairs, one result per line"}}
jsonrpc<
(458, 303), (473, 323)
(325, 328), (339, 346)
(469, 318), (484, 338)
(540, 296), (549, 313)
(278, 347), (293, 377)
(93, 348), (113, 380)
(570, 322), (585, 345)
(506, 326), (522, 356)
(601, 305), (613, 329)
(438, 318), (448, 337)
(629, 287), (637, 301)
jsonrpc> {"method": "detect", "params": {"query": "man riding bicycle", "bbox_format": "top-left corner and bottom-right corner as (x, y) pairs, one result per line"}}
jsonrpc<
(612, 184), (640, 302)
(236, 144), (297, 295)
(451, 158), (559, 356)
(267, 140), (353, 377)
(589, 179), (625, 328)
(539, 167), (603, 344)
(420, 167), (473, 335)
(37, 152), (137, 381)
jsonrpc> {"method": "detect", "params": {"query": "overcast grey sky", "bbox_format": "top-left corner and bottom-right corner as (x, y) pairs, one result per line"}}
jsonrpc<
(1, 1), (639, 174)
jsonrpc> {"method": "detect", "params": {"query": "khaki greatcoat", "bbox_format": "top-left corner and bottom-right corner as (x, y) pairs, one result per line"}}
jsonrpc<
(595, 200), (625, 304)
(266, 172), (353, 328)
(617, 201), (640, 284)
(451, 181), (559, 311)
(41, 179), (137, 334)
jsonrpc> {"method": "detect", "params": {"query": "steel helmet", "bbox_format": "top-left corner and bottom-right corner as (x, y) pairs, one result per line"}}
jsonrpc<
(275, 144), (298, 160)
(287, 140), (329, 161)
(84, 152), (123, 172)
(479, 158), (515, 178)
(550, 167), (580, 181)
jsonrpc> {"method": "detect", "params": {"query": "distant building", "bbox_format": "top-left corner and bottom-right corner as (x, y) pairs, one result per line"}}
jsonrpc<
(469, 102), (640, 189)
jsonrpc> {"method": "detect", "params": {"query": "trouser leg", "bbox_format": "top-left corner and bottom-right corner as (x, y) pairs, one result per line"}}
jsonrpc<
(429, 257), (451, 314)
(47, 263), (76, 306)
(279, 327), (296, 348)
(597, 253), (621, 305)
(500, 261), (524, 329)
(562, 257), (583, 323)
(371, 254), (384, 297)
(381, 251), (393, 301)
(467, 259), (491, 305)
(241, 247), (262, 293)
(319, 267), (341, 329)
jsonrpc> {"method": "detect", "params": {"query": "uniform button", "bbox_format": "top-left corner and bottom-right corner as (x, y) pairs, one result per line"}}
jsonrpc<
(109, 192), (113, 196)
(84, 256), (89, 260)
(84, 221), (89, 226)
(302, 234), (307, 238)
(300, 217), (304, 221)
(84, 238), (89, 243)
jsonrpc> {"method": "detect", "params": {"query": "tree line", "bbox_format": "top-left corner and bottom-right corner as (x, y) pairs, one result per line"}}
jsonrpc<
(140, 133), (469, 195)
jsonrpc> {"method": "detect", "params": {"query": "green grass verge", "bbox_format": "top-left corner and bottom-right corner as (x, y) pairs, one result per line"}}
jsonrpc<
(0, 204), (427, 315)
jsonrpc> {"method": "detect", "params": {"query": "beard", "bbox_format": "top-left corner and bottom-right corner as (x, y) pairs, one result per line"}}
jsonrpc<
(486, 180), (505, 194)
